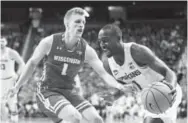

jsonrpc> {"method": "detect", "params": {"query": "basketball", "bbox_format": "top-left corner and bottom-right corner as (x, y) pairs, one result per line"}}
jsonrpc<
(141, 82), (173, 114)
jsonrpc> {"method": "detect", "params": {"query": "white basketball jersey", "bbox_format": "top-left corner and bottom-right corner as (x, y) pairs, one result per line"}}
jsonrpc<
(108, 43), (164, 89)
(0, 48), (16, 79)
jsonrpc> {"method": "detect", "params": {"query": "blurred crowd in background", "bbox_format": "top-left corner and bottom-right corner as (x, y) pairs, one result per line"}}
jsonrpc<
(1, 2), (187, 121)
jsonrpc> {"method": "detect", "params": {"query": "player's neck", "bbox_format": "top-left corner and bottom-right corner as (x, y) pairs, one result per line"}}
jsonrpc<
(64, 31), (80, 51)
(0, 47), (7, 54)
(113, 45), (124, 66)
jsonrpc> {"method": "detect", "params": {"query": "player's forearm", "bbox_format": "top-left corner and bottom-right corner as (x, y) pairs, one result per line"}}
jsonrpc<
(100, 73), (123, 90)
(15, 60), (37, 89)
(165, 70), (177, 88)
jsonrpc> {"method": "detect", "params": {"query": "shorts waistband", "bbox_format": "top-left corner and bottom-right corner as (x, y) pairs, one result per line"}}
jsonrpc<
(0, 76), (13, 80)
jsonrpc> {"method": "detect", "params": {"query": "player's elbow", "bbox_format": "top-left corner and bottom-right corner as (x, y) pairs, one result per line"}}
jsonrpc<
(20, 61), (26, 68)
(167, 68), (176, 78)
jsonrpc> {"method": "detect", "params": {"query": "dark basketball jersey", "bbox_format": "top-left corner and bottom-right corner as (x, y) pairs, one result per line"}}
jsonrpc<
(40, 33), (87, 89)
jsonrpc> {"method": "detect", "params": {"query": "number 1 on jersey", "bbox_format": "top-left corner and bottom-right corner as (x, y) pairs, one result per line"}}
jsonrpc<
(61, 63), (68, 75)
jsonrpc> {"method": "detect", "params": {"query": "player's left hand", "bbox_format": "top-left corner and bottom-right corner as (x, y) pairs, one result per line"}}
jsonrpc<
(119, 83), (139, 95)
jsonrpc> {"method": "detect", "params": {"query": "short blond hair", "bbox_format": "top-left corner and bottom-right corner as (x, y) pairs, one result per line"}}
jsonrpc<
(64, 7), (89, 27)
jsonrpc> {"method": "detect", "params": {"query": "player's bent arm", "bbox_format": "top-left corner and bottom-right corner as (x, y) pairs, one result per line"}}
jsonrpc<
(15, 35), (53, 89)
(85, 45), (123, 90)
(10, 49), (25, 76)
(131, 43), (177, 88)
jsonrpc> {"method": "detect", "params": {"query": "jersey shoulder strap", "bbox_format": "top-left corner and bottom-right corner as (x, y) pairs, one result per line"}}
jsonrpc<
(6, 48), (14, 60)
(79, 38), (88, 62)
(123, 42), (137, 62)
(52, 32), (64, 45)
(47, 32), (64, 55)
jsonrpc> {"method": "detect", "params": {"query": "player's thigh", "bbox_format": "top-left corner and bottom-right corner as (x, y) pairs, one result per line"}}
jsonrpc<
(36, 94), (63, 123)
(61, 89), (92, 113)
(1, 78), (14, 98)
(37, 89), (82, 123)
(81, 106), (103, 123)
(60, 89), (102, 122)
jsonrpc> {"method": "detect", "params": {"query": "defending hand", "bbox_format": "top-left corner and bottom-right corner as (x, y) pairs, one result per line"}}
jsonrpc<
(8, 86), (20, 98)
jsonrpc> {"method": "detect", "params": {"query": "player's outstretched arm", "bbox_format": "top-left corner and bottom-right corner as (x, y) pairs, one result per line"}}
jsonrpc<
(85, 45), (126, 91)
(131, 43), (177, 88)
(10, 49), (25, 76)
(14, 35), (53, 90)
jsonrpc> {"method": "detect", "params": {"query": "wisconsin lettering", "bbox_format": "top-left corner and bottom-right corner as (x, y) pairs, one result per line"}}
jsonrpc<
(54, 55), (81, 64)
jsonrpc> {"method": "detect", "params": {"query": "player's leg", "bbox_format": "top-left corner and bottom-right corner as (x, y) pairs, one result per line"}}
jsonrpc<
(7, 94), (18, 123)
(61, 89), (103, 123)
(1, 78), (15, 122)
(7, 77), (19, 123)
(0, 101), (9, 122)
(81, 106), (104, 123)
(160, 84), (183, 123)
(37, 89), (82, 123)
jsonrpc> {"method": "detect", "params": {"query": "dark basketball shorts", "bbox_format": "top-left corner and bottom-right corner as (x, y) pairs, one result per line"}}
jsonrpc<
(36, 83), (92, 123)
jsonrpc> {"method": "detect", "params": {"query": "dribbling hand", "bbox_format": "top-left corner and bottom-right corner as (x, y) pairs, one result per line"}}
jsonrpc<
(161, 80), (177, 105)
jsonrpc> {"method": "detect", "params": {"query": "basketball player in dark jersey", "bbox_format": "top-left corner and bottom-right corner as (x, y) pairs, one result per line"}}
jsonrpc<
(8, 8), (130, 123)
(98, 24), (182, 123)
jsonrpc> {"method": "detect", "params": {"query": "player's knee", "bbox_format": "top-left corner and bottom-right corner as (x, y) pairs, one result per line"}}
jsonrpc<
(92, 115), (103, 123)
(58, 105), (82, 122)
(82, 107), (103, 123)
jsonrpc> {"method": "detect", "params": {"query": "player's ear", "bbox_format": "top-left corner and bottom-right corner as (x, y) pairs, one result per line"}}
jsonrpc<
(65, 23), (69, 30)
(64, 21), (69, 30)
(117, 36), (121, 42)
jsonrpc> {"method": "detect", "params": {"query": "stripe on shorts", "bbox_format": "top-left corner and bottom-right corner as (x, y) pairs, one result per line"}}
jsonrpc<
(37, 83), (70, 114)
(75, 100), (92, 112)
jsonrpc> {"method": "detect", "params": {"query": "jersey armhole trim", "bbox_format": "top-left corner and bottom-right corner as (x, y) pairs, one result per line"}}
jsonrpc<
(7, 48), (15, 61)
(84, 44), (89, 63)
(129, 43), (148, 69)
(46, 35), (54, 56)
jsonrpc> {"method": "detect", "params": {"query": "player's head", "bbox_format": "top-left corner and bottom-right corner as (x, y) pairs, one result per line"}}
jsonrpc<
(0, 37), (7, 49)
(98, 24), (123, 57)
(64, 7), (89, 38)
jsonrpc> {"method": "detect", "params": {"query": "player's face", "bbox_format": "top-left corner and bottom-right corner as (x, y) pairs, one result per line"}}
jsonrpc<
(67, 14), (86, 38)
(98, 30), (120, 57)
(0, 38), (7, 49)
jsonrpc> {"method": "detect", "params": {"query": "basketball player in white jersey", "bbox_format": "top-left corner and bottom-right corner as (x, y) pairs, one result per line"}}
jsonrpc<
(98, 24), (182, 123)
(0, 37), (25, 123)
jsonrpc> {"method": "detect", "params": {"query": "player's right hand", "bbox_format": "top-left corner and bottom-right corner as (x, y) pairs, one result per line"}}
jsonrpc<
(161, 80), (177, 103)
(118, 83), (138, 95)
